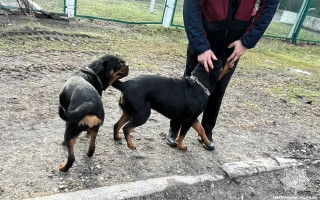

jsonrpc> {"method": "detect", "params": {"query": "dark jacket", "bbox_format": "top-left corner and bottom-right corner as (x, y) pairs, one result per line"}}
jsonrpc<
(183, 0), (279, 56)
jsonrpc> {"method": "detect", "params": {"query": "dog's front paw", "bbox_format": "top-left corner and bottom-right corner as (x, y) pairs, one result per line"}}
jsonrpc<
(86, 149), (95, 157)
(59, 163), (67, 172)
(114, 134), (122, 141)
(128, 144), (137, 150)
(178, 144), (187, 150)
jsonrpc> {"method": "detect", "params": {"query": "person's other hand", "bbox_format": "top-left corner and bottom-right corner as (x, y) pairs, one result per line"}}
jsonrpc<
(197, 49), (217, 72)
(227, 40), (247, 67)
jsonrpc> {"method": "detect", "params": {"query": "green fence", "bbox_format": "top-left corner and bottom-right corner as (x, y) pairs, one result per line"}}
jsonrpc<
(75, 0), (166, 24)
(1, 0), (319, 44)
(171, 0), (320, 44)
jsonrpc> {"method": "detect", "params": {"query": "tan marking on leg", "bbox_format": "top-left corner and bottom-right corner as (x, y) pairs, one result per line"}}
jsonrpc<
(79, 115), (102, 128)
(70, 137), (76, 153)
(86, 128), (97, 157)
(119, 93), (124, 105)
(59, 163), (66, 170)
(176, 128), (187, 150)
(192, 121), (210, 146)
(219, 61), (231, 81)
(126, 127), (136, 150)
(59, 137), (77, 172)
(114, 112), (130, 140)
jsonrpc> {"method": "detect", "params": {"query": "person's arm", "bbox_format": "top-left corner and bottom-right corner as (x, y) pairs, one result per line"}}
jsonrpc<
(183, 0), (217, 72)
(227, 0), (279, 66)
(241, 0), (280, 49)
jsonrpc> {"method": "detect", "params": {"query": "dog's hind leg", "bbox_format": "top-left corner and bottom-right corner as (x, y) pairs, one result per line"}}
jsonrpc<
(192, 120), (210, 147)
(86, 126), (99, 157)
(123, 121), (137, 150)
(113, 111), (130, 141)
(79, 115), (102, 128)
(176, 121), (194, 150)
(122, 102), (151, 150)
(122, 111), (150, 150)
(59, 124), (80, 172)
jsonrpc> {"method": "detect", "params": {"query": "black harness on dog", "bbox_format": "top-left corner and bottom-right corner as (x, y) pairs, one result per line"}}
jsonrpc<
(189, 75), (210, 96)
(80, 67), (104, 93)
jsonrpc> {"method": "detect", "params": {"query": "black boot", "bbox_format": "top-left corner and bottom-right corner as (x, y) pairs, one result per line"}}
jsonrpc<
(200, 127), (215, 150)
(166, 128), (178, 147)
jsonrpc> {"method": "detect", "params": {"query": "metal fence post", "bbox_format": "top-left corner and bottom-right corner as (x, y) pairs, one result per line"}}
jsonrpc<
(65, 0), (75, 18)
(289, 0), (313, 44)
(162, 0), (176, 28)
(64, 0), (66, 14)
(150, 0), (155, 13)
(170, 0), (178, 26)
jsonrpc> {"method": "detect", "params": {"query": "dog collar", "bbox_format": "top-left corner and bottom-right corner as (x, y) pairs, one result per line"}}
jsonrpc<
(190, 75), (210, 96)
(81, 67), (104, 90)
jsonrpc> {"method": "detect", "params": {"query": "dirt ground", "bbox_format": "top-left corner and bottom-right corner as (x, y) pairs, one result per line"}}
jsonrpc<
(0, 15), (319, 199)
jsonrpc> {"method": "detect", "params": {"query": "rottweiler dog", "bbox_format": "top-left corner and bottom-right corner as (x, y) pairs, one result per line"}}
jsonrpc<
(112, 60), (230, 150)
(58, 54), (129, 172)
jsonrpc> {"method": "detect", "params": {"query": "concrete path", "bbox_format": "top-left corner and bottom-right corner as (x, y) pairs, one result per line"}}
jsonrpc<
(25, 174), (224, 200)
(25, 157), (302, 200)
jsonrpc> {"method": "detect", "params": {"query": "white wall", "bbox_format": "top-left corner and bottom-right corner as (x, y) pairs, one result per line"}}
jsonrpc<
(280, 10), (320, 32)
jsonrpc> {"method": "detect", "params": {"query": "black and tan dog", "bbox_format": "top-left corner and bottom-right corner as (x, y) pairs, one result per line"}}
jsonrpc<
(58, 54), (128, 172)
(112, 60), (230, 150)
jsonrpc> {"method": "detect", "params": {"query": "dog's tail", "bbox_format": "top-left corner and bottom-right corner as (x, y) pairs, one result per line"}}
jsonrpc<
(59, 103), (102, 126)
(59, 105), (68, 121)
(112, 80), (127, 92)
(59, 105), (85, 123)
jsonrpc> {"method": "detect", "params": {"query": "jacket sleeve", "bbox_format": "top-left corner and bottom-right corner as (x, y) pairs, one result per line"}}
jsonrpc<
(183, 0), (211, 55)
(241, 0), (280, 49)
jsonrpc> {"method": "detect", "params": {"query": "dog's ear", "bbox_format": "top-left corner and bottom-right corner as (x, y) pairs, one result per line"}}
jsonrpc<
(207, 59), (222, 73)
(209, 59), (223, 80)
(212, 59), (222, 69)
(88, 59), (107, 74)
(99, 60), (108, 72)
(98, 58), (116, 74)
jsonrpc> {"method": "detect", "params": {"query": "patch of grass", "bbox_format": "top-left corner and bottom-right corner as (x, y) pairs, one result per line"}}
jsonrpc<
(264, 22), (292, 38)
(250, 39), (320, 72)
(297, 28), (320, 42)
(0, 18), (187, 71)
(0, 17), (319, 106)
(265, 21), (320, 42)
(244, 100), (264, 111)
(33, 0), (320, 43)
(285, 84), (319, 104)
(34, 0), (166, 23)
(33, 0), (64, 13)
(77, 0), (165, 23)
(240, 38), (320, 105)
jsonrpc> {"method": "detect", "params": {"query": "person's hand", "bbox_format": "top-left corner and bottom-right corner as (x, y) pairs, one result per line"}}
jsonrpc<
(197, 49), (217, 72)
(227, 40), (247, 67)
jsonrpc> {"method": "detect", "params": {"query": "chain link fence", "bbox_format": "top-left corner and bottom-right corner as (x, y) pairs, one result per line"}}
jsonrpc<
(1, 0), (319, 43)
(75, 0), (166, 24)
(170, 0), (320, 44)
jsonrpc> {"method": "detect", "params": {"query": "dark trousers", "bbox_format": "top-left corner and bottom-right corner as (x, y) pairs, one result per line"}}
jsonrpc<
(170, 46), (238, 140)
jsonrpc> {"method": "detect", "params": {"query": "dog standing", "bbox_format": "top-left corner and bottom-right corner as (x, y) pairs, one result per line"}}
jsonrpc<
(58, 54), (128, 172)
(112, 60), (229, 150)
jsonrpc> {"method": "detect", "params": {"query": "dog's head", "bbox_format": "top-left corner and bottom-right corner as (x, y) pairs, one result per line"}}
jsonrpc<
(88, 54), (129, 90)
(192, 59), (223, 82)
(191, 59), (230, 94)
